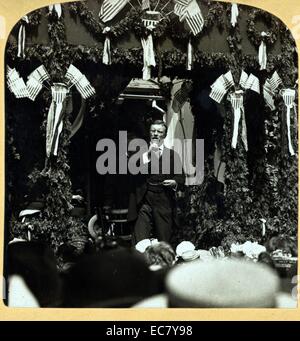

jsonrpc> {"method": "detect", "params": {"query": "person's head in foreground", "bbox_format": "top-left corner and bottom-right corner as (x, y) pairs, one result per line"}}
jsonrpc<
(61, 247), (162, 307)
(144, 241), (176, 270)
(6, 241), (61, 307)
(165, 258), (280, 308)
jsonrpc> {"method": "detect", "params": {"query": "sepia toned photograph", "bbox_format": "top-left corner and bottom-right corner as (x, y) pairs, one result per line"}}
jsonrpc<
(2, 0), (298, 309)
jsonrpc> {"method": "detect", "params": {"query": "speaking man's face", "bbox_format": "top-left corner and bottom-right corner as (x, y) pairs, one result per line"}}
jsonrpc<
(150, 124), (166, 146)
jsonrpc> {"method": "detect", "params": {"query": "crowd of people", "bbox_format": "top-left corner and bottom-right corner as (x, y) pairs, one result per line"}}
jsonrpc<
(5, 235), (297, 308)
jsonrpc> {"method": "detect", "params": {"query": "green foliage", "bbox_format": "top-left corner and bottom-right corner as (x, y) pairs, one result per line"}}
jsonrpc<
(11, 215), (88, 255)
(6, 1), (298, 254)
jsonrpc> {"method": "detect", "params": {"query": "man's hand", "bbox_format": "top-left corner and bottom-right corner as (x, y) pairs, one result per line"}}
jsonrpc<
(149, 142), (159, 152)
(72, 194), (84, 203)
(147, 142), (160, 159)
(162, 179), (177, 188)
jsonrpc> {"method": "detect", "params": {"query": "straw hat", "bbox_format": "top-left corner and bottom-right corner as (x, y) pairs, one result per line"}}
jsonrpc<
(165, 259), (280, 308)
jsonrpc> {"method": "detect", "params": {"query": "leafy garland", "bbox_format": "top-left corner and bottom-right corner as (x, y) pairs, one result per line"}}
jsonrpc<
(277, 26), (298, 236)
(189, 6), (297, 248)
(247, 8), (279, 47)
(184, 157), (222, 248)
(67, 0), (224, 42)
(6, 40), (288, 73)
(260, 26), (298, 239)
(68, 1), (135, 40)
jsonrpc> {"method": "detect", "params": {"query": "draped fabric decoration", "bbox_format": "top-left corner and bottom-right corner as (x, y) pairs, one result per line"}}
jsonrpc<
(46, 83), (69, 157)
(48, 4), (62, 18)
(140, 9), (161, 80)
(231, 3), (239, 27)
(45, 65), (95, 156)
(164, 80), (196, 185)
(141, 34), (156, 80)
(17, 16), (29, 58)
(6, 66), (29, 98)
(102, 27), (112, 65)
(263, 71), (282, 111)
(260, 218), (267, 237)
(26, 65), (51, 101)
(99, 0), (130, 22)
(187, 37), (193, 70)
(281, 88), (296, 156)
(258, 32), (270, 70)
(229, 91), (248, 150)
(210, 70), (260, 150)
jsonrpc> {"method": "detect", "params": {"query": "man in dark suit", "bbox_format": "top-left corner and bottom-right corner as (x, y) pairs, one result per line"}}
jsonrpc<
(128, 120), (185, 244)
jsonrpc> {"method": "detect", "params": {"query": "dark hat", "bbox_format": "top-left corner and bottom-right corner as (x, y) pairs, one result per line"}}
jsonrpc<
(6, 241), (61, 307)
(62, 247), (162, 307)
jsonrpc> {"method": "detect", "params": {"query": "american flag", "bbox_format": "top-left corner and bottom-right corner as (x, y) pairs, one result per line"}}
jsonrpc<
(172, 81), (192, 112)
(173, 0), (190, 17)
(99, 0), (130, 23)
(209, 72), (234, 103)
(269, 71), (282, 92)
(26, 65), (50, 101)
(65, 64), (96, 99)
(239, 70), (248, 89)
(26, 77), (43, 101)
(7, 67), (29, 98)
(181, 0), (204, 36)
(263, 80), (276, 111)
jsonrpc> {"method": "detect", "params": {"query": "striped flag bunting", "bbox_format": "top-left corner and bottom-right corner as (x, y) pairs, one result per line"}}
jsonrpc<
(7, 67), (29, 98)
(99, 0), (130, 23)
(26, 65), (50, 101)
